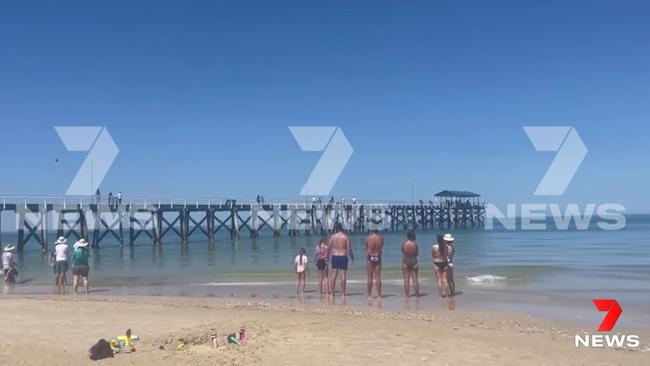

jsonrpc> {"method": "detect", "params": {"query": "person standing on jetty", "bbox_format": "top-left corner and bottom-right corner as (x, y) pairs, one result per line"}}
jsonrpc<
(401, 230), (419, 297)
(329, 227), (352, 296)
(444, 233), (456, 296)
(314, 237), (329, 295)
(294, 248), (308, 295)
(51, 237), (69, 294)
(72, 239), (90, 295)
(366, 230), (384, 303)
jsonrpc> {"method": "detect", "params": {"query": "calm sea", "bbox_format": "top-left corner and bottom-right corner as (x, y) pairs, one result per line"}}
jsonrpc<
(3, 214), (649, 326)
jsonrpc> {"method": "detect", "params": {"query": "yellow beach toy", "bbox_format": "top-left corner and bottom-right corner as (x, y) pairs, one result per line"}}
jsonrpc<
(110, 329), (139, 352)
(116, 335), (135, 347)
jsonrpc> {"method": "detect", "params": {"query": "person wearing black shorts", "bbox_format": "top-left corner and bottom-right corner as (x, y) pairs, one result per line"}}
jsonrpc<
(72, 239), (90, 295)
(314, 237), (329, 295)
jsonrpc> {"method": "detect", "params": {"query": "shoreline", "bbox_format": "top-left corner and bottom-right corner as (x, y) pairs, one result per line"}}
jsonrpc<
(4, 279), (650, 332)
(0, 294), (648, 365)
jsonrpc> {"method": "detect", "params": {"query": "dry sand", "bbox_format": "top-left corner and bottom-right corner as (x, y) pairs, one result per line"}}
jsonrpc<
(0, 295), (647, 365)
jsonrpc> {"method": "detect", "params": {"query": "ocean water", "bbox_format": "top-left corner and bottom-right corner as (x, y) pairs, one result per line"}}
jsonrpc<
(2, 214), (649, 327)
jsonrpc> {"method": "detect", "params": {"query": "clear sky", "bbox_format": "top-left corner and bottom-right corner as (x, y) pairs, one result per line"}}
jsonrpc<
(1, 0), (649, 211)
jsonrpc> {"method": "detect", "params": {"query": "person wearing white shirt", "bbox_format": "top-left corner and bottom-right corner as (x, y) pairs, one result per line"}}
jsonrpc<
(294, 248), (308, 295)
(51, 237), (70, 292)
(2, 244), (17, 284)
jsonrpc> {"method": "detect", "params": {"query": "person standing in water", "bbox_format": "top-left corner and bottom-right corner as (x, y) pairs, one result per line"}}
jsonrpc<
(329, 227), (353, 296)
(314, 237), (329, 295)
(443, 233), (456, 296)
(366, 230), (384, 302)
(401, 230), (419, 297)
(2, 244), (18, 284)
(432, 234), (450, 297)
(72, 238), (90, 295)
(51, 237), (69, 293)
(294, 248), (308, 295)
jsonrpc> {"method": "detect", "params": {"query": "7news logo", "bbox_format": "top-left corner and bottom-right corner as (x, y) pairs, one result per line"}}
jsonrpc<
(575, 299), (640, 348)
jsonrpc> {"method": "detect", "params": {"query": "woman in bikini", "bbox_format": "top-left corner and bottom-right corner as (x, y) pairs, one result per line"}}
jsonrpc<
(443, 233), (456, 296)
(294, 248), (309, 295)
(432, 234), (450, 297)
(401, 230), (419, 297)
(314, 237), (329, 295)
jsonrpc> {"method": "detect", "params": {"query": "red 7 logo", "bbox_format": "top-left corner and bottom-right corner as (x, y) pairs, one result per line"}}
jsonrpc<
(593, 299), (622, 332)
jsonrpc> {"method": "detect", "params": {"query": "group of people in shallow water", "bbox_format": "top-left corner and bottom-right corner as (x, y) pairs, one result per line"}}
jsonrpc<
(52, 236), (91, 295)
(294, 228), (457, 302)
(2, 236), (91, 295)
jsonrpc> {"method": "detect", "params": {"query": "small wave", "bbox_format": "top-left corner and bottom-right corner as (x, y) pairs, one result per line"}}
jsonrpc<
(465, 274), (507, 283)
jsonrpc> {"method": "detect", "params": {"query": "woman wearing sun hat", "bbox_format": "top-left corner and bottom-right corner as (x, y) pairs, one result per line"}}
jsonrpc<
(2, 244), (18, 284)
(51, 236), (69, 292)
(443, 233), (456, 296)
(72, 238), (90, 294)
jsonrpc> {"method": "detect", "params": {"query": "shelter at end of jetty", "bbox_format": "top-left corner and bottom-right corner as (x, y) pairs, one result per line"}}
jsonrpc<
(434, 190), (482, 206)
(432, 190), (485, 226)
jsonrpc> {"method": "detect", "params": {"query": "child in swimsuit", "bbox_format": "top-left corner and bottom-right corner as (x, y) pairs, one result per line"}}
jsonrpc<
(314, 238), (329, 295)
(294, 248), (308, 295)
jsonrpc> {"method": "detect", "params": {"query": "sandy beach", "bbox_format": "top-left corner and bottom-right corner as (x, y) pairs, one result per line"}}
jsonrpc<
(0, 295), (647, 366)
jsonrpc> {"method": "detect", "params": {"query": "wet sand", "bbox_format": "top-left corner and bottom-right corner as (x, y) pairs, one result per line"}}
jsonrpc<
(0, 294), (648, 365)
(6, 278), (650, 330)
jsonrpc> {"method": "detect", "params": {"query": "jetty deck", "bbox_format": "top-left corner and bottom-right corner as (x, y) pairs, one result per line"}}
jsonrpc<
(0, 192), (485, 252)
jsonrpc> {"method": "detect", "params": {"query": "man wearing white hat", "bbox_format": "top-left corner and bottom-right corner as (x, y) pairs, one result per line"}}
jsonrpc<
(72, 239), (90, 295)
(443, 233), (456, 296)
(51, 237), (70, 292)
(2, 244), (18, 284)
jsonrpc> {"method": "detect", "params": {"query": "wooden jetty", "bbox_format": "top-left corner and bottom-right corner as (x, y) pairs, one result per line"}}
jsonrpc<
(0, 191), (485, 252)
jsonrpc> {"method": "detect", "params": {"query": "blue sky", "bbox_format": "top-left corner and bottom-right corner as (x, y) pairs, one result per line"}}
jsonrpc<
(1, 0), (649, 211)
